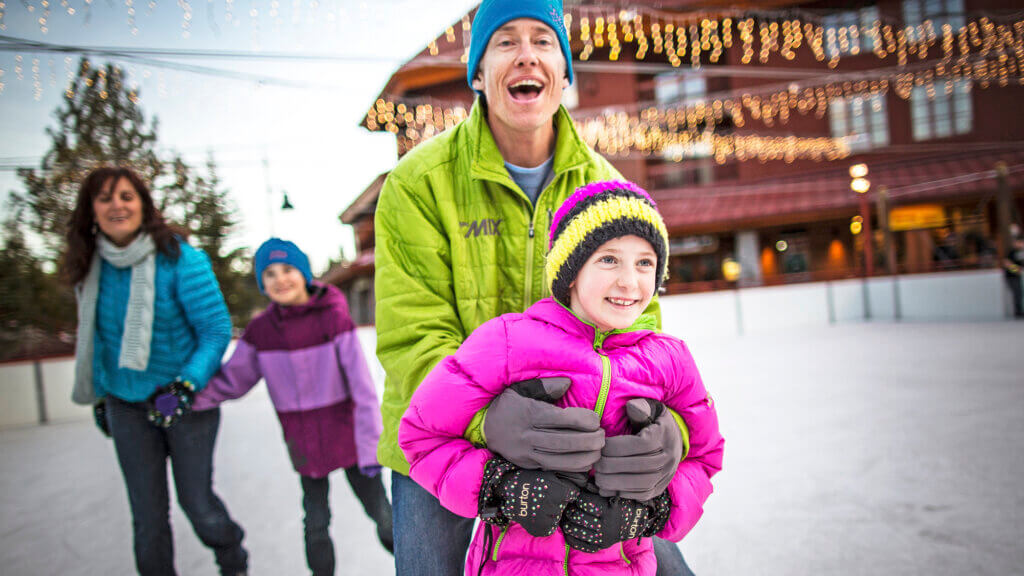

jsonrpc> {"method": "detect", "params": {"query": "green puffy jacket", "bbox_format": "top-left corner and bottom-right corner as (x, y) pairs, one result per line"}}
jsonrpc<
(374, 101), (659, 474)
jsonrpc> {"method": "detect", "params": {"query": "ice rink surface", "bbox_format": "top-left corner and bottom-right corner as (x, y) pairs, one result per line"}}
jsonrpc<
(2, 321), (1023, 575)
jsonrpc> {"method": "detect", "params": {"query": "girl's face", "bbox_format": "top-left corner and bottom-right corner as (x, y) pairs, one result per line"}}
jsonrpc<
(93, 176), (144, 246)
(261, 263), (310, 306)
(569, 235), (657, 333)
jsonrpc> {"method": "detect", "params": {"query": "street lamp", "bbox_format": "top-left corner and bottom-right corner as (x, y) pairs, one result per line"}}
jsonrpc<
(850, 163), (870, 193)
(850, 163), (873, 277)
(722, 258), (742, 282)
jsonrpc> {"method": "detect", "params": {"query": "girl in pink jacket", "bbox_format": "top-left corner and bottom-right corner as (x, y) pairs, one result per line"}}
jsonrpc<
(399, 181), (724, 576)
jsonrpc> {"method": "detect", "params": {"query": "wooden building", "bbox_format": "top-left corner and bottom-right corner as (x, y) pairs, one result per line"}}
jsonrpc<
(330, 0), (1024, 315)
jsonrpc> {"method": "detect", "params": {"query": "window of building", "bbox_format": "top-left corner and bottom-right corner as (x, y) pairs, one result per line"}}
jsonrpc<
(903, 0), (965, 42)
(653, 158), (715, 188)
(829, 93), (889, 151)
(655, 73), (712, 173)
(655, 73), (707, 105)
(823, 4), (880, 57)
(910, 80), (972, 141)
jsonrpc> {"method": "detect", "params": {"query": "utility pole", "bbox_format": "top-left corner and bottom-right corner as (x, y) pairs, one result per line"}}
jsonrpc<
(877, 185), (894, 274)
(263, 154), (275, 236)
(995, 162), (1011, 260)
(851, 164), (873, 277)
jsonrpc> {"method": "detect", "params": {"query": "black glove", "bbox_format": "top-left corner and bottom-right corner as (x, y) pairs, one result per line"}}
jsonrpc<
(478, 458), (580, 538)
(560, 491), (672, 553)
(483, 377), (605, 472)
(594, 398), (684, 501)
(146, 379), (195, 429)
(93, 399), (111, 437)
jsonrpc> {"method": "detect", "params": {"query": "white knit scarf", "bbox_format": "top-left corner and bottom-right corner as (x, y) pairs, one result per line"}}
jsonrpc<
(72, 233), (157, 405)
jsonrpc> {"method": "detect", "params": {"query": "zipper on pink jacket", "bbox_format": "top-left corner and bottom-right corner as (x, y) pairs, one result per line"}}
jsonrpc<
(563, 328), (614, 575)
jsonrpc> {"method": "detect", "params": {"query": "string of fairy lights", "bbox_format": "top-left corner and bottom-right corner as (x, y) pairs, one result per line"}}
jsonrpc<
(366, 42), (1023, 163)
(3, 1), (1024, 163)
(425, 4), (1024, 70)
(1, 0), (403, 38)
(364, 6), (1024, 163)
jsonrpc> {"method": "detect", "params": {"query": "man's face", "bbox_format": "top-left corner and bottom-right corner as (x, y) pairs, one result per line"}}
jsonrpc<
(472, 18), (568, 138)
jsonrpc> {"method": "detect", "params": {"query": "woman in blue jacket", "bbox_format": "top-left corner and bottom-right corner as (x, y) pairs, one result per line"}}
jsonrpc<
(64, 166), (248, 576)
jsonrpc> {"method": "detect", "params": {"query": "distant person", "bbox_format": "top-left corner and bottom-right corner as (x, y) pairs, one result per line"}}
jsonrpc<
(933, 229), (960, 269)
(400, 181), (724, 575)
(373, 0), (695, 574)
(195, 238), (393, 575)
(64, 166), (248, 576)
(964, 230), (997, 268)
(1004, 232), (1024, 318)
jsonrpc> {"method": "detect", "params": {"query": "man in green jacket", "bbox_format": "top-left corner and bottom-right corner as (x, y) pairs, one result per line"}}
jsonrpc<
(375, 0), (691, 574)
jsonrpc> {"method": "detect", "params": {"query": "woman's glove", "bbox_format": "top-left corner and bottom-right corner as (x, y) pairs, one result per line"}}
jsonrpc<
(483, 378), (605, 472)
(146, 379), (195, 429)
(560, 491), (672, 553)
(593, 398), (683, 501)
(478, 458), (580, 537)
(93, 399), (111, 437)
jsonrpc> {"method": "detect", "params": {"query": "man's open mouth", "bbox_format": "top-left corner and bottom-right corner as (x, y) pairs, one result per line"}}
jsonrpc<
(508, 79), (543, 101)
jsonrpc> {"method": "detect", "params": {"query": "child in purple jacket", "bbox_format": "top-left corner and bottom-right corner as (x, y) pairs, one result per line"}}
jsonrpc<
(400, 182), (724, 576)
(194, 238), (393, 575)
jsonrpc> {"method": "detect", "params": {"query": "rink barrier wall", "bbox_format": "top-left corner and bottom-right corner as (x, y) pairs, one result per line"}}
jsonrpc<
(1, 270), (1019, 429)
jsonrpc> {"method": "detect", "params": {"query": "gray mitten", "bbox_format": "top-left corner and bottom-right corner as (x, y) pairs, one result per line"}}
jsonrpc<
(484, 377), (605, 472)
(593, 398), (683, 501)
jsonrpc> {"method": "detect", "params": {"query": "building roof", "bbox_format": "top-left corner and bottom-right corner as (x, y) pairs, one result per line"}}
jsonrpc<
(323, 251), (376, 287)
(654, 147), (1024, 232)
(339, 172), (388, 225)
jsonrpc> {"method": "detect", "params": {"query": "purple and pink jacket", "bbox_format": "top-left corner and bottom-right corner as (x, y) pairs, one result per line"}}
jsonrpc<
(194, 283), (382, 478)
(399, 298), (724, 576)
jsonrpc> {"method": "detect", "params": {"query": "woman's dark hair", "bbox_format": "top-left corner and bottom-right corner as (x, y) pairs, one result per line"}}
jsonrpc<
(62, 166), (183, 285)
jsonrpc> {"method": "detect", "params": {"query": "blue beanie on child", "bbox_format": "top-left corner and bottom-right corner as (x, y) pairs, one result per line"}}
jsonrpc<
(466, 0), (573, 92)
(253, 238), (313, 293)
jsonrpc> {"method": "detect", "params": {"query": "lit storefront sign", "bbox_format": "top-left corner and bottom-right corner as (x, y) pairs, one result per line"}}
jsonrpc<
(889, 204), (946, 231)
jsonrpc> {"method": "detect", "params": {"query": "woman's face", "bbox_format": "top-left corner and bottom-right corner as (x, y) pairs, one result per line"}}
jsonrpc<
(93, 176), (144, 246)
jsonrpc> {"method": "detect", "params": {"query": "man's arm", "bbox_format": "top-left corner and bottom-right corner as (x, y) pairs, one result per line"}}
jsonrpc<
(375, 172), (466, 465)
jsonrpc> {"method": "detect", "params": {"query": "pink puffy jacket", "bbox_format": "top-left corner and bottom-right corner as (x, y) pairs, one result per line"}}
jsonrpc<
(399, 298), (724, 576)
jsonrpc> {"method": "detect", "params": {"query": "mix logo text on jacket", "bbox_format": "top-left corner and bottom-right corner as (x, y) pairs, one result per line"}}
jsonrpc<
(460, 218), (502, 238)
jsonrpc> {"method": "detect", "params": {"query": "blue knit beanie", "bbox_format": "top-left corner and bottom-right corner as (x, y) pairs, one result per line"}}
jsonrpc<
(253, 238), (313, 293)
(466, 0), (573, 92)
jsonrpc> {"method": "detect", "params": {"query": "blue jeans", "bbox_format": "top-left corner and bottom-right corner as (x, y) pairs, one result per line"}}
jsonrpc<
(391, 473), (694, 576)
(106, 398), (248, 576)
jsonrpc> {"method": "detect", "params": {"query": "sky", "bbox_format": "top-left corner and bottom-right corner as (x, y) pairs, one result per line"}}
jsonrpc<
(0, 0), (479, 273)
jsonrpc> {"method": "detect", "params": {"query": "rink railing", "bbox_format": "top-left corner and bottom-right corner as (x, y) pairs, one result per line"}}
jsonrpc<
(1, 269), (1019, 430)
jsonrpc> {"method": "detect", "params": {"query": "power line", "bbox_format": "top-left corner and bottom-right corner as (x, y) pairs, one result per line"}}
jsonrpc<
(0, 35), (354, 90)
(0, 35), (406, 64)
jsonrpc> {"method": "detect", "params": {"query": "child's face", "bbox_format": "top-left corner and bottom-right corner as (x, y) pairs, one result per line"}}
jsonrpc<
(569, 235), (657, 333)
(262, 263), (310, 306)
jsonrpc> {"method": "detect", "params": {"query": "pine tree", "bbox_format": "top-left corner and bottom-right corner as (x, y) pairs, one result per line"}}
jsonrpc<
(13, 59), (162, 263)
(161, 155), (264, 327)
(0, 57), (262, 359)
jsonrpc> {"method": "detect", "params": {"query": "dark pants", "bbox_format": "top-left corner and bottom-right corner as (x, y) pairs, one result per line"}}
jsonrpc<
(106, 398), (248, 576)
(391, 473), (695, 576)
(301, 467), (394, 575)
(1008, 275), (1023, 317)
